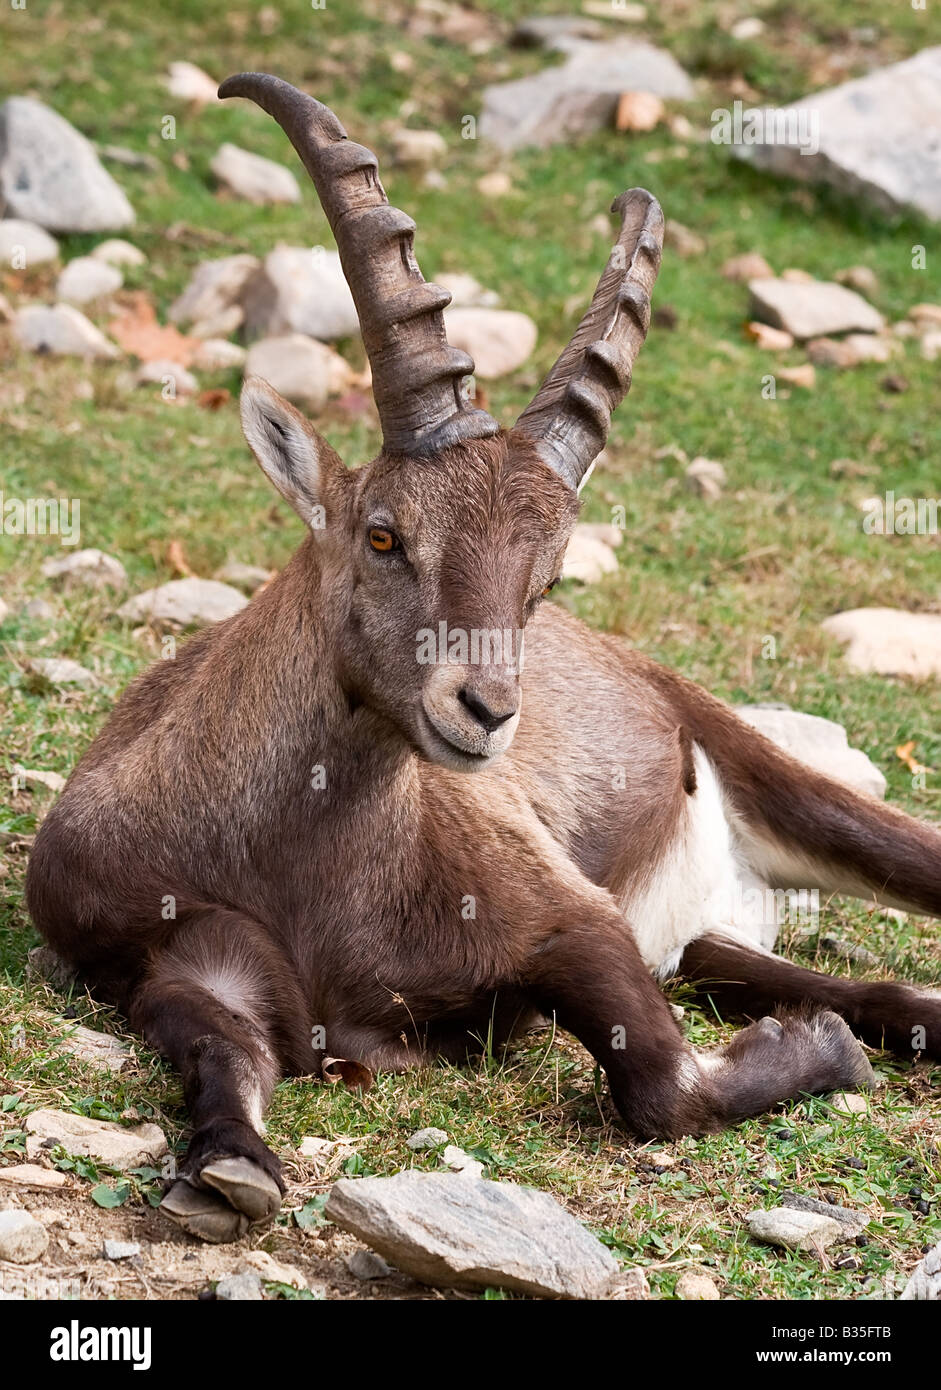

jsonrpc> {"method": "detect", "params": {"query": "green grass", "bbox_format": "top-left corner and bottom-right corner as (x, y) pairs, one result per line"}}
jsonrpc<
(1, 0), (939, 1299)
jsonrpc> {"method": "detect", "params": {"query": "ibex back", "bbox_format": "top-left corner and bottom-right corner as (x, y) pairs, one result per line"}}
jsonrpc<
(27, 75), (941, 1243)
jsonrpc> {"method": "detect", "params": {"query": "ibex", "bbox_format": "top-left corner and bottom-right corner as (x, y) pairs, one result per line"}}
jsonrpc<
(27, 74), (941, 1244)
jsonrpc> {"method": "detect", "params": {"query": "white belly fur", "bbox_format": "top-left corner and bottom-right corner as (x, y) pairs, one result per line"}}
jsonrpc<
(620, 745), (780, 977)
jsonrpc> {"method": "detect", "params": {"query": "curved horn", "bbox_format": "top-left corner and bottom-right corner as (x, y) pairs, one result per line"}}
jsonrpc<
(515, 188), (663, 491)
(218, 73), (499, 455)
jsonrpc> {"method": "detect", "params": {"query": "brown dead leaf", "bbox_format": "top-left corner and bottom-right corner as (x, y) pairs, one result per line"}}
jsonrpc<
(166, 539), (193, 577)
(197, 388), (230, 411)
(108, 292), (199, 365)
(322, 1056), (375, 1091)
(895, 741), (932, 776)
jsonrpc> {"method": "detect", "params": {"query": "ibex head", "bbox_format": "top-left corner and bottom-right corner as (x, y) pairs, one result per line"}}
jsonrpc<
(220, 74), (663, 771)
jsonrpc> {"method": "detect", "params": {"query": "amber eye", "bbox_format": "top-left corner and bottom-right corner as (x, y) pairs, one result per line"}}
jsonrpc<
(368, 527), (397, 553)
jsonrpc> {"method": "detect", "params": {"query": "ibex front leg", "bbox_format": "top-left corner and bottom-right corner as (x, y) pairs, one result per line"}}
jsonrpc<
(131, 911), (294, 1243)
(522, 910), (873, 1138)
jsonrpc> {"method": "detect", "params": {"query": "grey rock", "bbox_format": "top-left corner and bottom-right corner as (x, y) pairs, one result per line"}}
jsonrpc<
(26, 657), (96, 689)
(117, 577), (248, 628)
(14, 304), (119, 360)
(675, 1269), (720, 1300)
(735, 706), (887, 800)
(91, 238), (146, 268)
(0, 1163), (68, 1190)
(102, 1239), (140, 1260)
(216, 1270), (264, 1301)
(56, 256), (123, 306)
(0, 218), (59, 267)
(241, 246), (359, 342)
(781, 1192), (869, 1236)
(168, 254), (260, 331)
(732, 47), (941, 222)
(0, 1209), (48, 1264)
(406, 1127), (448, 1151)
(0, 96), (135, 232)
(27, 946), (76, 990)
(443, 307), (536, 378)
(747, 1206), (843, 1252)
(13, 764), (65, 794)
(822, 608), (941, 681)
(22, 596), (55, 620)
(901, 1242), (941, 1300)
(243, 334), (342, 410)
(512, 15), (605, 47)
(24, 1108), (167, 1171)
(325, 1171), (621, 1298)
(685, 456), (726, 500)
(56, 1021), (133, 1074)
(210, 143), (301, 206)
(819, 936), (879, 968)
(391, 129), (447, 169)
(135, 359), (198, 397)
(346, 1248), (392, 1280)
(214, 560), (271, 594)
(480, 37), (693, 151)
(748, 278), (884, 340)
(191, 338), (247, 371)
(164, 61), (222, 106)
(440, 1146), (486, 1179)
(41, 548), (127, 590)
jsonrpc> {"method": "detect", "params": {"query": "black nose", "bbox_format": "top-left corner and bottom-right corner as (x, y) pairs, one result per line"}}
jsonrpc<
(458, 687), (516, 734)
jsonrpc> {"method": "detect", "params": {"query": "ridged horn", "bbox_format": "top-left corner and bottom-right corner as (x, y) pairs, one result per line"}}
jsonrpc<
(218, 72), (499, 455)
(515, 188), (664, 491)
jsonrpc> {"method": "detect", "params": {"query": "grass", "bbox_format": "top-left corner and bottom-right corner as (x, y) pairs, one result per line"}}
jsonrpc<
(1, 0), (939, 1299)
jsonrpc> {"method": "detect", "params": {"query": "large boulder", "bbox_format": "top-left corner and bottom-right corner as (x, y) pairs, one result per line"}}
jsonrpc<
(14, 304), (119, 360)
(240, 246), (359, 342)
(480, 37), (693, 150)
(0, 96), (135, 232)
(821, 608), (941, 680)
(748, 278), (884, 339)
(732, 47), (941, 222)
(735, 706), (887, 800)
(442, 307), (536, 378)
(325, 1171), (621, 1299)
(244, 334), (354, 410)
(24, 1108), (167, 1171)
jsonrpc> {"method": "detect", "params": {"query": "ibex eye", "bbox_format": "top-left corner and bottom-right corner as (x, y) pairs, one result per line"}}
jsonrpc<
(542, 578), (560, 597)
(368, 527), (397, 553)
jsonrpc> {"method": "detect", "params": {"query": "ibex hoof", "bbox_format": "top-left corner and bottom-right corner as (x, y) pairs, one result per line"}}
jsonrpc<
(160, 1178), (251, 1244)
(201, 1156), (282, 1222)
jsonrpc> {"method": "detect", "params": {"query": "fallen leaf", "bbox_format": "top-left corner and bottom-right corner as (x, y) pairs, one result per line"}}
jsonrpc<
(166, 539), (193, 577)
(322, 1056), (374, 1091)
(895, 741), (932, 776)
(197, 388), (230, 411)
(108, 292), (199, 365)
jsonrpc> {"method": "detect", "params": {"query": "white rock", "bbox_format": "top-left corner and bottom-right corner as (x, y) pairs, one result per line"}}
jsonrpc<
(216, 1270), (263, 1301)
(806, 334), (894, 367)
(685, 456), (726, 499)
(244, 334), (352, 410)
(822, 608), (941, 680)
(443, 307), (536, 378)
(214, 560), (271, 594)
(616, 91), (665, 133)
(24, 1108), (167, 1170)
(732, 47), (941, 222)
(0, 96), (134, 232)
(722, 252), (774, 281)
(908, 303), (941, 328)
(164, 61), (221, 105)
(210, 143), (301, 206)
(0, 1164), (68, 1189)
(391, 128), (447, 168)
(476, 171), (512, 198)
(13, 764), (65, 794)
(56, 255), (123, 305)
(0, 218), (59, 267)
(41, 547), (126, 589)
(480, 37), (693, 150)
(26, 657), (96, 689)
(441, 1146), (486, 1179)
(828, 1091), (869, 1116)
(56, 1021), (133, 1073)
(191, 338), (247, 371)
(91, 238), (146, 268)
(168, 254), (260, 331)
(117, 577), (248, 628)
(835, 265), (879, 298)
(406, 1128), (448, 1151)
(736, 706), (887, 800)
(103, 1239), (140, 1260)
(920, 329), (941, 362)
(0, 1210), (49, 1264)
(240, 246), (359, 342)
(562, 525), (619, 584)
(747, 1206), (843, 1251)
(437, 272), (500, 309)
(664, 220), (705, 258)
(748, 278), (884, 339)
(0, 596), (9, 624)
(730, 16), (765, 40)
(346, 1248), (392, 1280)
(512, 15), (604, 47)
(14, 303), (119, 360)
(135, 359), (198, 397)
(746, 321), (794, 350)
(675, 1269), (720, 1299)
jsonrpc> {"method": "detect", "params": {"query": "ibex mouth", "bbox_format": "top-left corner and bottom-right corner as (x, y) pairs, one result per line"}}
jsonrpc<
(416, 706), (508, 773)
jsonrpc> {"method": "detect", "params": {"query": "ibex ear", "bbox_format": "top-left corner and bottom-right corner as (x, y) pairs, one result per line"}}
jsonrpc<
(239, 376), (333, 528)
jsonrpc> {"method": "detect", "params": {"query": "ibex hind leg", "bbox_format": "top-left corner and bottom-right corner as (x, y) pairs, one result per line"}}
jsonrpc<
(130, 912), (300, 1243)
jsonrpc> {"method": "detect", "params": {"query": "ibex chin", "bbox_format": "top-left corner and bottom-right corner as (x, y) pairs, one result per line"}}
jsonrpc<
(27, 74), (941, 1243)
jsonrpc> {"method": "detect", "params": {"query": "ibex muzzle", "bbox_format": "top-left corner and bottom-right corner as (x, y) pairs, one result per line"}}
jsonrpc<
(25, 74), (941, 1248)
